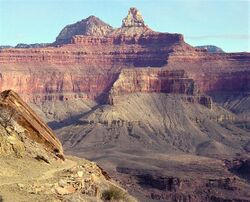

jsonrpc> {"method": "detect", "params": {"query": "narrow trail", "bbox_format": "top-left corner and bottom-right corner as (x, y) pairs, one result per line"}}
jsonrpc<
(37, 159), (77, 181)
(0, 159), (77, 187)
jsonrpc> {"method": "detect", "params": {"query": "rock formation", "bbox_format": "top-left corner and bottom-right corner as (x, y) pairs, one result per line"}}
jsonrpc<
(55, 16), (113, 45)
(108, 68), (212, 108)
(0, 90), (64, 159)
(166, 51), (250, 93)
(0, 32), (188, 103)
(109, 69), (196, 96)
(0, 8), (249, 104)
(122, 7), (145, 27)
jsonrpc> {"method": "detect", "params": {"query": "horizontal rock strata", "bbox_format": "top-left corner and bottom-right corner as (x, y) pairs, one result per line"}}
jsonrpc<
(0, 8), (249, 104)
(108, 68), (212, 108)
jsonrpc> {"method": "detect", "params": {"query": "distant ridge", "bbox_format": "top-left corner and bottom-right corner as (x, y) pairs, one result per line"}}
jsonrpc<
(195, 45), (224, 53)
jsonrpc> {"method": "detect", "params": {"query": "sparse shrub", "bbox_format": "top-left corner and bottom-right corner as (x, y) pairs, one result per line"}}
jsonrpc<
(101, 186), (126, 201)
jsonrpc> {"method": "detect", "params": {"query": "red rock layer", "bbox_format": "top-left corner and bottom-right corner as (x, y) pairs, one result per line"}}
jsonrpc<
(166, 51), (250, 93)
(72, 33), (184, 46)
(0, 33), (187, 102)
(109, 69), (196, 96)
(0, 68), (119, 102)
(108, 68), (212, 108)
(0, 33), (249, 103)
(0, 32), (186, 66)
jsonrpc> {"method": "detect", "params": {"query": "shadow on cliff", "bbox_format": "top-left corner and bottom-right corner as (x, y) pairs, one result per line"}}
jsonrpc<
(95, 72), (120, 104)
(48, 72), (118, 130)
(0, 195), (3, 202)
(48, 105), (100, 130)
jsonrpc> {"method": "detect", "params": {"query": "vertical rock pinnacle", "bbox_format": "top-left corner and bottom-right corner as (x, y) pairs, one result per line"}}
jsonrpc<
(122, 7), (145, 27)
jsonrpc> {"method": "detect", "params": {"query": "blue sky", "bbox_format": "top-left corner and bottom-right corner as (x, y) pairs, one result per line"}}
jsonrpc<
(0, 0), (249, 52)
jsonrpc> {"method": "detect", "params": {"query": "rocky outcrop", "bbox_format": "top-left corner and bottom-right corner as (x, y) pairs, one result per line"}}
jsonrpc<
(122, 7), (145, 27)
(1, 45), (247, 105)
(0, 65), (120, 102)
(0, 7), (187, 104)
(225, 158), (250, 181)
(184, 95), (213, 109)
(71, 32), (184, 46)
(0, 154), (136, 201)
(0, 8), (190, 104)
(0, 90), (64, 159)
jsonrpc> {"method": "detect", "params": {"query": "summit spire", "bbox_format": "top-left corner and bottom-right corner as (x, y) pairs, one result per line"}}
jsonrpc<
(122, 7), (145, 27)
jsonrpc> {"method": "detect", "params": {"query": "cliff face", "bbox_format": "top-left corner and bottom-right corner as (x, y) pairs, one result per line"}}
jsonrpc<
(108, 68), (212, 108)
(110, 69), (196, 96)
(0, 33), (186, 103)
(167, 51), (250, 93)
(0, 8), (249, 104)
(0, 65), (119, 102)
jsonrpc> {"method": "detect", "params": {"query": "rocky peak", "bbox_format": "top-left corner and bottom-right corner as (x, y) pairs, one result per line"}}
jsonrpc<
(54, 16), (113, 45)
(122, 7), (145, 27)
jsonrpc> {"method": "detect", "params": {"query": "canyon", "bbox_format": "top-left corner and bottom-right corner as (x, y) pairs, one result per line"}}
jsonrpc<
(0, 7), (249, 202)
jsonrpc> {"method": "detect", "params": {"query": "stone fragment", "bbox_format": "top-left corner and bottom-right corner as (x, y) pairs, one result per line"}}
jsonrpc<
(58, 179), (67, 188)
(55, 185), (76, 195)
(77, 171), (84, 177)
(17, 183), (25, 189)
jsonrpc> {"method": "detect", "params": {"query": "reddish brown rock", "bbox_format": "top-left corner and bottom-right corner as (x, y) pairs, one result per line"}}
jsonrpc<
(55, 15), (113, 45)
(166, 51), (250, 93)
(108, 68), (212, 108)
(0, 32), (186, 103)
(109, 68), (196, 97)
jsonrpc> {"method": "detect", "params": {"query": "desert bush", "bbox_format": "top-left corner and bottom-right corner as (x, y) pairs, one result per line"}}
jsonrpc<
(101, 186), (126, 201)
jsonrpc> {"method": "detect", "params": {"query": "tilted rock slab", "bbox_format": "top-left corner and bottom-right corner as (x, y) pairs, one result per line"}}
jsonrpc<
(0, 90), (64, 159)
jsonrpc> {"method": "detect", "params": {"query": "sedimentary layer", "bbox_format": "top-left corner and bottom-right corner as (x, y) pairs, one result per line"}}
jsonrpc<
(0, 7), (249, 104)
